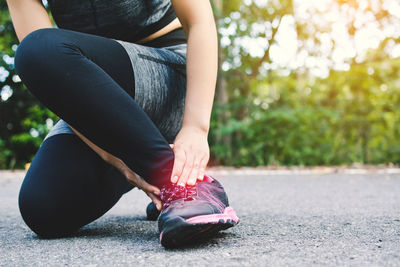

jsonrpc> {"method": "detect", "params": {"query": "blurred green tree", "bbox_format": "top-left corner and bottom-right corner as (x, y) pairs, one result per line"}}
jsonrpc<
(0, 1), (59, 169)
(208, 0), (400, 166)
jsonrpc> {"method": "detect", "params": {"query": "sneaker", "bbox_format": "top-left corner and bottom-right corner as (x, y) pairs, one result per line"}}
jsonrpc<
(157, 174), (239, 248)
(146, 202), (160, 221)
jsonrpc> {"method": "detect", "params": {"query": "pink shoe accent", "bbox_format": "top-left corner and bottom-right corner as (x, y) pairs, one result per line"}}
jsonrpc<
(159, 231), (163, 242)
(185, 207), (239, 224)
(203, 174), (214, 183)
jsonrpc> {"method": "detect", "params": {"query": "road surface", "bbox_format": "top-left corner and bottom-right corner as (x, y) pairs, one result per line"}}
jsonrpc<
(1, 168), (399, 266)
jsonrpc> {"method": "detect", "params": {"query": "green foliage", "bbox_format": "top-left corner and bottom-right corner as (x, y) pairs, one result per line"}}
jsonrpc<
(209, 54), (400, 166)
(0, 1), (59, 169)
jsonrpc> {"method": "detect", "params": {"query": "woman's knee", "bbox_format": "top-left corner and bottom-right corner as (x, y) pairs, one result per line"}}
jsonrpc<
(14, 28), (77, 89)
(18, 173), (78, 238)
(15, 28), (56, 72)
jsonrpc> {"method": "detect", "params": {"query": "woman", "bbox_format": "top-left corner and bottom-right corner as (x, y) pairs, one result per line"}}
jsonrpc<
(6, 0), (239, 248)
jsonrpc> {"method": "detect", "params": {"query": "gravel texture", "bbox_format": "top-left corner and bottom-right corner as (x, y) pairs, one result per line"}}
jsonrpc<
(0, 169), (399, 266)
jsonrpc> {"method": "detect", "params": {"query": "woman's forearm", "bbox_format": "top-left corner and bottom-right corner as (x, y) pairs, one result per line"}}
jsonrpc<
(173, 0), (218, 135)
(68, 126), (161, 208)
(67, 123), (131, 177)
(6, 0), (53, 43)
(181, 22), (218, 134)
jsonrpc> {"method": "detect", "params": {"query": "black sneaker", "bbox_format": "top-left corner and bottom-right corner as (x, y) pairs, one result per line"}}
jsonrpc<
(157, 174), (239, 248)
(146, 202), (160, 221)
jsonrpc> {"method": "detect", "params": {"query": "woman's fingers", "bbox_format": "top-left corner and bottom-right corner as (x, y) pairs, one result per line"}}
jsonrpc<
(197, 157), (207, 181)
(131, 172), (160, 195)
(169, 132), (209, 186)
(136, 176), (161, 210)
(177, 151), (194, 186)
(125, 171), (161, 210)
(170, 148), (185, 183)
(170, 147), (209, 186)
(146, 192), (162, 211)
(187, 156), (202, 185)
(141, 181), (160, 196)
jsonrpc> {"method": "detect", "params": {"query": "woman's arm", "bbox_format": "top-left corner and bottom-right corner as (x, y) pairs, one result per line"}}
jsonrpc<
(67, 124), (162, 210)
(172, 0), (218, 133)
(169, 0), (218, 186)
(6, 0), (53, 42)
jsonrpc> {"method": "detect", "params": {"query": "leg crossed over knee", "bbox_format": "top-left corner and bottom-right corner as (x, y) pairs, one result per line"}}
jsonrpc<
(14, 28), (82, 96)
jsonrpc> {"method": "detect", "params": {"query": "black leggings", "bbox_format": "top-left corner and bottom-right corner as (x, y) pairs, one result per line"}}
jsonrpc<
(14, 28), (176, 237)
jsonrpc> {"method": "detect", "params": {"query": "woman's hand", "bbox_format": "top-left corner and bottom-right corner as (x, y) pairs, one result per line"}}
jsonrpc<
(124, 170), (162, 211)
(170, 126), (210, 186)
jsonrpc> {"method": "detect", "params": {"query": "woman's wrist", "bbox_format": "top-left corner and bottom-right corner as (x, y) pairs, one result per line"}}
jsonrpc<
(181, 103), (211, 135)
(181, 123), (209, 135)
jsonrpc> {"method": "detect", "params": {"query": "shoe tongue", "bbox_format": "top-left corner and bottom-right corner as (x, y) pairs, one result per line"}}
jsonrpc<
(160, 184), (185, 204)
(160, 183), (197, 206)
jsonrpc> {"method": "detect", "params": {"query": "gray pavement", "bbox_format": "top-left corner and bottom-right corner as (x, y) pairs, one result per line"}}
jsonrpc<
(0, 168), (399, 266)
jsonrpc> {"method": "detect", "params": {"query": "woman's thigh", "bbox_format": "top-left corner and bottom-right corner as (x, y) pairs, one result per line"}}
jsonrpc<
(19, 133), (133, 238)
(15, 27), (176, 187)
(16, 27), (136, 99)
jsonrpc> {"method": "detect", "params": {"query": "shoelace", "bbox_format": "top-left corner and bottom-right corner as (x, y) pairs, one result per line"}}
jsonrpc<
(160, 183), (198, 208)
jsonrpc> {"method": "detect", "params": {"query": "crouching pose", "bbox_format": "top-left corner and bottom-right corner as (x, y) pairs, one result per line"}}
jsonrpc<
(6, 0), (239, 248)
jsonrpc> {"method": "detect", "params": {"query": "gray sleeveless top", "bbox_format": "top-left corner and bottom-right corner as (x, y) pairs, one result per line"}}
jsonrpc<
(47, 0), (177, 42)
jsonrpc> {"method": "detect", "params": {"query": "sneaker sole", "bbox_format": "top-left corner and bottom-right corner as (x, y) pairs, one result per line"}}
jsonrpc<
(159, 206), (239, 248)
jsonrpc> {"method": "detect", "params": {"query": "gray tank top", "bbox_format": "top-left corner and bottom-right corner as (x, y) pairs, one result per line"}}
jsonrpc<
(47, 0), (177, 42)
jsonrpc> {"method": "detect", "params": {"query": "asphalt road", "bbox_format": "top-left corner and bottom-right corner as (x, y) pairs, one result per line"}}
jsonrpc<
(0, 168), (399, 266)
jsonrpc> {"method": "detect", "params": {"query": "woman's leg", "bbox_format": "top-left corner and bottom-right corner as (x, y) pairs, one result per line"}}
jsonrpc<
(19, 134), (134, 237)
(14, 28), (174, 188)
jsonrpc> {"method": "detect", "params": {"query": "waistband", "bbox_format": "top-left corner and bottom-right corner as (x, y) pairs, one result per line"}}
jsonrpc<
(140, 27), (187, 48)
